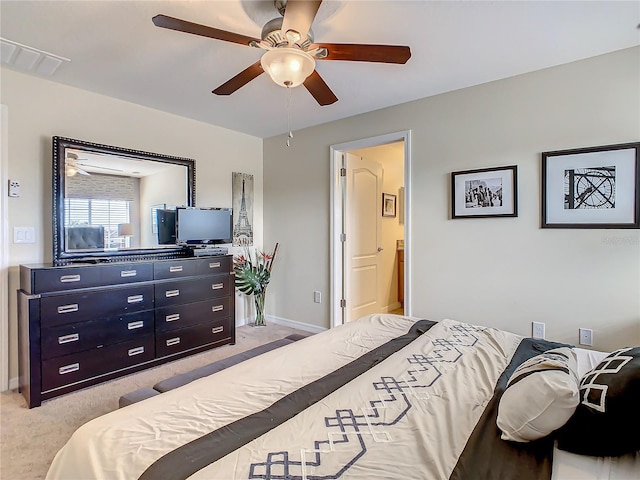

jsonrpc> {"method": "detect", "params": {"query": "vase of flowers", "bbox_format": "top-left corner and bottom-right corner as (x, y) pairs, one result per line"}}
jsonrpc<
(234, 243), (278, 327)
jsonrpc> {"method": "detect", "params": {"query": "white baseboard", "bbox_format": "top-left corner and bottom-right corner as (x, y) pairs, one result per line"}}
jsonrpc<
(8, 376), (18, 391)
(382, 302), (402, 313)
(237, 313), (326, 334)
(266, 315), (327, 334)
(235, 316), (250, 327)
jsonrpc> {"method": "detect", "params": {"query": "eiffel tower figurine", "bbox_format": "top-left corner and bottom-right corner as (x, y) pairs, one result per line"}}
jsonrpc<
(234, 178), (253, 245)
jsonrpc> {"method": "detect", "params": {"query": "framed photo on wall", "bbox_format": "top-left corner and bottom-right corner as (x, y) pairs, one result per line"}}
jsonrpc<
(382, 193), (397, 217)
(542, 142), (640, 228)
(451, 165), (518, 219)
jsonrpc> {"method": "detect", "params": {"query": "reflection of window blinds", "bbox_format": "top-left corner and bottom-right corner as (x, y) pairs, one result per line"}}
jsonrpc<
(65, 199), (130, 228)
(66, 173), (137, 201)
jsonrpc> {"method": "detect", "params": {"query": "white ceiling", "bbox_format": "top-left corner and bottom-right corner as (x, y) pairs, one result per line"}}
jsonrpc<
(1, 1), (638, 139)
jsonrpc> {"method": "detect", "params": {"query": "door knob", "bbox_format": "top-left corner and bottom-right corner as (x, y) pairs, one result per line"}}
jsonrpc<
(378, 247), (384, 252)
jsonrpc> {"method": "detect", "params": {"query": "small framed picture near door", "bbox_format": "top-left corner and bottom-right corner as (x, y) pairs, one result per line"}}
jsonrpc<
(451, 165), (518, 219)
(542, 142), (640, 228)
(382, 193), (397, 217)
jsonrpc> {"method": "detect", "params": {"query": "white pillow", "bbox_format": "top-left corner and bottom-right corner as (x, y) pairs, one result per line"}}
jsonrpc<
(497, 346), (580, 442)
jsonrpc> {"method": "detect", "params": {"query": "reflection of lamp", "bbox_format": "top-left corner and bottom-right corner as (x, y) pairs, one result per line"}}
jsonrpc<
(260, 47), (315, 88)
(118, 223), (133, 237)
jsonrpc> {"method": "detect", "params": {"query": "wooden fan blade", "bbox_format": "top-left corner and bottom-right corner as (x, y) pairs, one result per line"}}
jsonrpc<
(281, 0), (322, 40)
(213, 61), (264, 96)
(313, 43), (411, 64)
(303, 70), (338, 106)
(152, 14), (260, 46)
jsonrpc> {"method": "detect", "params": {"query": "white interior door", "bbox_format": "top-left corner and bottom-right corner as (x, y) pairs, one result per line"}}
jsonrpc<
(345, 152), (382, 322)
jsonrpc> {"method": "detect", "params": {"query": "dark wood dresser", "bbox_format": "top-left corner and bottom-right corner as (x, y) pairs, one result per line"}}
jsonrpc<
(18, 255), (235, 408)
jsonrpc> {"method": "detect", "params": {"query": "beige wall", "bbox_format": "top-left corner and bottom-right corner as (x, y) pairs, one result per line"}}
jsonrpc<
(263, 46), (640, 351)
(1, 68), (263, 387)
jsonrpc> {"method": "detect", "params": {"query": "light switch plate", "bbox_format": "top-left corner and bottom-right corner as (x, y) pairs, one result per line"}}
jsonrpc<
(13, 226), (35, 244)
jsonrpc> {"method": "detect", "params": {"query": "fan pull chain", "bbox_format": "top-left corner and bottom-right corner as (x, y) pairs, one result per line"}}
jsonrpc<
(286, 84), (294, 147)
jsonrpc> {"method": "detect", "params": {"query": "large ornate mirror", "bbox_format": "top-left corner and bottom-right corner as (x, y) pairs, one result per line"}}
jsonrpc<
(53, 136), (195, 265)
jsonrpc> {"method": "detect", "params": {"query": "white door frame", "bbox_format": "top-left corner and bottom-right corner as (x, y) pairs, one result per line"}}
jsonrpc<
(330, 130), (412, 328)
(1, 104), (9, 391)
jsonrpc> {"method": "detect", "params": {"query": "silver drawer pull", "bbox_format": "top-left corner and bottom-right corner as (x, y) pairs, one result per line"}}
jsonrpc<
(165, 289), (180, 297)
(128, 346), (145, 356)
(127, 295), (144, 303)
(166, 337), (180, 346)
(120, 270), (137, 278)
(60, 274), (81, 283)
(57, 304), (79, 314)
(209, 262), (221, 269)
(211, 283), (224, 290)
(211, 326), (224, 334)
(58, 333), (79, 344)
(59, 363), (79, 375)
(169, 266), (183, 273)
(165, 313), (180, 322)
(212, 305), (224, 313)
(127, 321), (144, 330)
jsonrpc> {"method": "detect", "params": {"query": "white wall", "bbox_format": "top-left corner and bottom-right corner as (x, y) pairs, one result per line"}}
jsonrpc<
(1, 68), (263, 387)
(140, 164), (188, 247)
(263, 47), (640, 352)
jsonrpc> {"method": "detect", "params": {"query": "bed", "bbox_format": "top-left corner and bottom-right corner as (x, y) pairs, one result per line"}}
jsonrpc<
(45, 314), (639, 480)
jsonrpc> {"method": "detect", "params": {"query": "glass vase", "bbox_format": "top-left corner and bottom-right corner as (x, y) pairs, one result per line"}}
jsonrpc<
(254, 292), (266, 327)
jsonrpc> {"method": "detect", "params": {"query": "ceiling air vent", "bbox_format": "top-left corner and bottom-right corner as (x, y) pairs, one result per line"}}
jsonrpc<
(0, 37), (69, 76)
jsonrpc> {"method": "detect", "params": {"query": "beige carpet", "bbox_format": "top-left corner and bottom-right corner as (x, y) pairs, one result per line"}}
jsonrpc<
(0, 323), (308, 480)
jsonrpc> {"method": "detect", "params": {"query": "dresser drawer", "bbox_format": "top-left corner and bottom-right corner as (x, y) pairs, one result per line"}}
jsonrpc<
(153, 259), (199, 280)
(40, 285), (154, 328)
(195, 256), (232, 276)
(154, 275), (231, 308)
(41, 310), (154, 360)
(41, 335), (154, 392)
(100, 263), (153, 284)
(155, 297), (231, 332)
(156, 320), (230, 358)
(32, 266), (102, 293)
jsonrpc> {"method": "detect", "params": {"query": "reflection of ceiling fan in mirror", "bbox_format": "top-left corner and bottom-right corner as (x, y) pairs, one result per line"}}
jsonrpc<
(65, 152), (90, 177)
(152, 0), (411, 105)
(65, 152), (125, 177)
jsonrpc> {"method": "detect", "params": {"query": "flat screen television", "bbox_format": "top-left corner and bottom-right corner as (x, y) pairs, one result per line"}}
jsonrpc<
(175, 207), (233, 246)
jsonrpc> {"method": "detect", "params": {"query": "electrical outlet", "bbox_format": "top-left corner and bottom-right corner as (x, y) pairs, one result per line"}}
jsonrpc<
(579, 328), (593, 346)
(8, 179), (20, 197)
(313, 291), (321, 303)
(532, 322), (545, 339)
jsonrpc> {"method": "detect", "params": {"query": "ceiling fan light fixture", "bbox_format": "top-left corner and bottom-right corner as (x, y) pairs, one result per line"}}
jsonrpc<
(65, 164), (78, 177)
(260, 47), (315, 88)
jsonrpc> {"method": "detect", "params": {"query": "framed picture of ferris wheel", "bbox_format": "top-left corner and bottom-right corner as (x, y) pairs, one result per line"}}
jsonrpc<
(542, 142), (640, 229)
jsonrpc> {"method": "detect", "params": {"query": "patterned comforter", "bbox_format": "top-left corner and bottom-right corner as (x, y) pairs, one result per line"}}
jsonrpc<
(45, 315), (558, 480)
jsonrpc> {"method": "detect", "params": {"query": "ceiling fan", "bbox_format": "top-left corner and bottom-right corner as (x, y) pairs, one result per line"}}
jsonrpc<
(152, 0), (411, 106)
